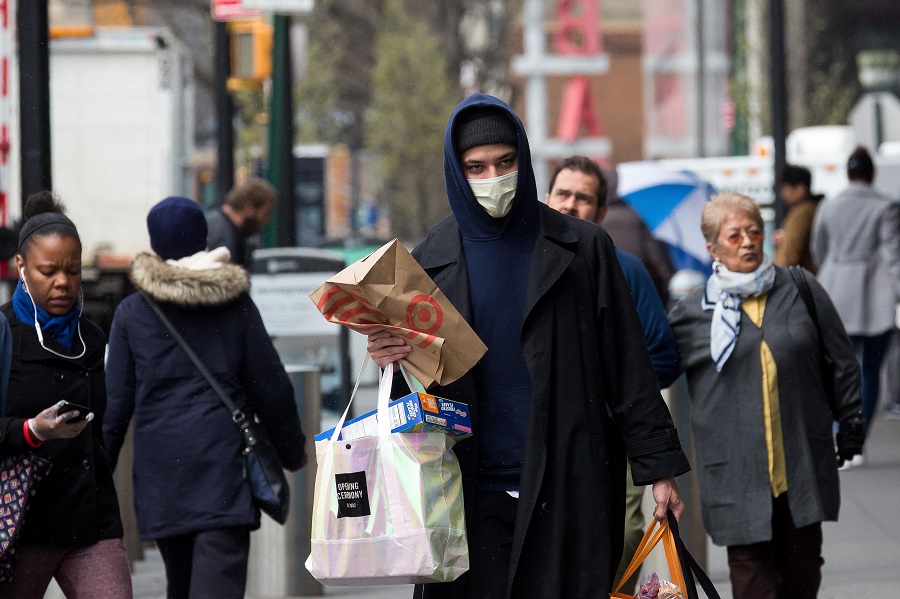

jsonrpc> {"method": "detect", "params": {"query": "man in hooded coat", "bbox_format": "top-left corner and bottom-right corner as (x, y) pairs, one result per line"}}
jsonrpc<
(368, 94), (690, 599)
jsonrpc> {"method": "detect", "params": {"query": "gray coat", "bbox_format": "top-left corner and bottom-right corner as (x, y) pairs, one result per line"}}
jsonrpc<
(811, 182), (900, 336)
(669, 266), (861, 547)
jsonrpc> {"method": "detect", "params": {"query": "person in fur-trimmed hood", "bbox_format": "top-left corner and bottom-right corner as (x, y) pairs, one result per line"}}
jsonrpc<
(104, 196), (306, 599)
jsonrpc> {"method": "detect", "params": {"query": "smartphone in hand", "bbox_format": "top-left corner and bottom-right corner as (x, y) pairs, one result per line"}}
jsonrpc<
(58, 401), (91, 423)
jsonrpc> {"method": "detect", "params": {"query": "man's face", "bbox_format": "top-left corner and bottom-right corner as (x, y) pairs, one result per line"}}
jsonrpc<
(240, 201), (274, 235)
(780, 182), (806, 207)
(460, 143), (518, 180)
(546, 168), (606, 223)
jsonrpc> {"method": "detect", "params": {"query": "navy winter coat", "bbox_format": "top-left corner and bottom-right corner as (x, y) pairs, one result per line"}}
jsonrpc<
(104, 251), (306, 540)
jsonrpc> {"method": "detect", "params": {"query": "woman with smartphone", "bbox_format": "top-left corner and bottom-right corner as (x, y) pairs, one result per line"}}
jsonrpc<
(0, 192), (131, 598)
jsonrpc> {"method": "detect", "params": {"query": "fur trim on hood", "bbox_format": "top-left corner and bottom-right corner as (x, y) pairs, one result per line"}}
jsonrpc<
(130, 251), (250, 307)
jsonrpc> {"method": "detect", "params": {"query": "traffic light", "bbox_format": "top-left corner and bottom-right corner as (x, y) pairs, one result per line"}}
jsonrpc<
(228, 18), (273, 90)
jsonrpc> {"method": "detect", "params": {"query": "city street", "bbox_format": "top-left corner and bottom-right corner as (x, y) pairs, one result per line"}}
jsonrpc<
(121, 406), (900, 599)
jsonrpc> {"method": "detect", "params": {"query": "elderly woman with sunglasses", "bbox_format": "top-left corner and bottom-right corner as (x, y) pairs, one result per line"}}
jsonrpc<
(669, 192), (863, 599)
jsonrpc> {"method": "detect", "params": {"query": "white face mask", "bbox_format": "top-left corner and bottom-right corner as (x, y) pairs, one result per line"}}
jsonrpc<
(468, 171), (518, 218)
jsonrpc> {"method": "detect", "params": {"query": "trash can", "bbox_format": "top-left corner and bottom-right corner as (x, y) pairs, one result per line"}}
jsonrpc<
(247, 366), (323, 598)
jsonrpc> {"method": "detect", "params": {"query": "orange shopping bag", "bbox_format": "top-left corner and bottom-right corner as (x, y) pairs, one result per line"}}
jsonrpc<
(611, 513), (720, 599)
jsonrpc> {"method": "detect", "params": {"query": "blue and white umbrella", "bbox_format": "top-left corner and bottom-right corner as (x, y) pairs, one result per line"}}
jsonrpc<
(616, 161), (716, 273)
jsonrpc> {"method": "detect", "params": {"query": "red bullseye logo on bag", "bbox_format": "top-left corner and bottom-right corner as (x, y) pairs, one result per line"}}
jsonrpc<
(335, 471), (371, 518)
(315, 286), (389, 331)
(406, 294), (443, 335)
(316, 286), (443, 351)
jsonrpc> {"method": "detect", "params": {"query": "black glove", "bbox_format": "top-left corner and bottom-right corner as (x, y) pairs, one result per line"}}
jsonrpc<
(836, 415), (864, 467)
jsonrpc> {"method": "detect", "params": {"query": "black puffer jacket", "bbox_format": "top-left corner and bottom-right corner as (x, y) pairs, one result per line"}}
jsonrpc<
(104, 250), (306, 540)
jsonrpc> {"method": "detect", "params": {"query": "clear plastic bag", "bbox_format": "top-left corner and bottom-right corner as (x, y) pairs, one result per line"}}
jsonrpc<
(636, 572), (685, 599)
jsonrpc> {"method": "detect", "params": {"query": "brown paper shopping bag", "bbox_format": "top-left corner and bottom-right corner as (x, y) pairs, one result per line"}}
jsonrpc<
(309, 239), (487, 388)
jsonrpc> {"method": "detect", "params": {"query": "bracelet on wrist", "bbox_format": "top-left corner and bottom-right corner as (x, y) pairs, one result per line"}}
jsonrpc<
(23, 419), (44, 448)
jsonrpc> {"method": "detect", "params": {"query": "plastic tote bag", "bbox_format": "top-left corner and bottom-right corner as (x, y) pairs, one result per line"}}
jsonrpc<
(611, 513), (721, 599)
(305, 362), (469, 585)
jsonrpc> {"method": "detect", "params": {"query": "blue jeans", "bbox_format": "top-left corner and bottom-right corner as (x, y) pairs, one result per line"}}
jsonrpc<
(850, 331), (892, 437)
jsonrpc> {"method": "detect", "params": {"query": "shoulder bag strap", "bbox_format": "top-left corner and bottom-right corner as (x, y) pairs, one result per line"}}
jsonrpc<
(787, 265), (819, 329)
(141, 293), (247, 424)
(787, 265), (830, 363)
(786, 265), (836, 410)
(668, 512), (721, 599)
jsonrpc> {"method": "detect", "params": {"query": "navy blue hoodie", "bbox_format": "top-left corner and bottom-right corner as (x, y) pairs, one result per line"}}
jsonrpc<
(444, 94), (539, 491)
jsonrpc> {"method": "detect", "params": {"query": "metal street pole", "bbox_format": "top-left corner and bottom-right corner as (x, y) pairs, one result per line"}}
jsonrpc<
(696, 0), (706, 157)
(769, 0), (788, 227)
(214, 20), (234, 205)
(522, 0), (549, 197)
(18, 0), (52, 208)
(267, 15), (295, 247)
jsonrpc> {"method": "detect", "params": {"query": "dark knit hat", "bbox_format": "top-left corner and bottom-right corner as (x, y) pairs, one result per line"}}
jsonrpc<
(453, 106), (518, 154)
(147, 196), (208, 260)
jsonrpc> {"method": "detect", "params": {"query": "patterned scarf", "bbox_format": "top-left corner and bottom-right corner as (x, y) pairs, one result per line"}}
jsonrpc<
(701, 256), (776, 371)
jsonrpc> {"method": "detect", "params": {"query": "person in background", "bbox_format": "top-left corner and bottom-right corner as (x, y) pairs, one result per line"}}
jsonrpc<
(206, 177), (277, 268)
(883, 337), (900, 420)
(104, 197), (306, 599)
(811, 146), (900, 451)
(546, 155), (680, 593)
(670, 192), (863, 599)
(367, 94), (689, 599)
(602, 166), (676, 305)
(0, 192), (132, 598)
(773, 165), (822, 273)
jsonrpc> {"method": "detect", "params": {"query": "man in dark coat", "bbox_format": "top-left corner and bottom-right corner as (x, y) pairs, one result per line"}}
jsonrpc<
(206, 177), (277, 268)
(368, 94), (690, 599)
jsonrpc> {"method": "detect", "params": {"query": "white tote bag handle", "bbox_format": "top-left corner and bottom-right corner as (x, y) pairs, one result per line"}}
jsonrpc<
(375, 362), (412, 532)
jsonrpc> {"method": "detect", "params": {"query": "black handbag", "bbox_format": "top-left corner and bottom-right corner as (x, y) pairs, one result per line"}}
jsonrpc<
(143, 294), (291, 524)
(0, 453), (51, 581)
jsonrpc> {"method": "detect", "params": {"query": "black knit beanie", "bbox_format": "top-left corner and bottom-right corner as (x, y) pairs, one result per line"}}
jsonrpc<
(453, 106), (518, 154)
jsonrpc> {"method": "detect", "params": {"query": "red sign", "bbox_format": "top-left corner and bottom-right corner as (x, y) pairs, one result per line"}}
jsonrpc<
(723, 97), (736, 131)
(211, 0), (260, 21)
(553, 0), (605, 142)
(0, 0), (12, 228)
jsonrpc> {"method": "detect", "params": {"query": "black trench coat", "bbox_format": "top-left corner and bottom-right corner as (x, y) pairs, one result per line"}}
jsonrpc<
(413, 205), (690, 599)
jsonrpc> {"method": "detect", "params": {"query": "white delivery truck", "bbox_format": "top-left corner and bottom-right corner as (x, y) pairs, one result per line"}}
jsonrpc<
(662, 126), (900, 207)
(42, 27), (195, 260)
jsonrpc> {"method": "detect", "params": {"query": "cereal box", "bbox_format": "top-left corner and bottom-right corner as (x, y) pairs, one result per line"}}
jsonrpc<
(315, 392), (473, 441)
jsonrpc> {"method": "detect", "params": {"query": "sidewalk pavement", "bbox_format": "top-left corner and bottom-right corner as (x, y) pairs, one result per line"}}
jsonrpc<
(702, 416), (900, 598)
(123, 399), (900, 599)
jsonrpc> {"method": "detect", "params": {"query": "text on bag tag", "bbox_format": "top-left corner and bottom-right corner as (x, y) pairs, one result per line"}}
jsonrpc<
(335, 471), (371, 518)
